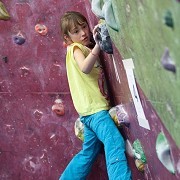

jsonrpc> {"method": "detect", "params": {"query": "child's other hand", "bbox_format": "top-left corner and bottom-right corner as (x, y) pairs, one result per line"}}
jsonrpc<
(92, 25), (100, 45)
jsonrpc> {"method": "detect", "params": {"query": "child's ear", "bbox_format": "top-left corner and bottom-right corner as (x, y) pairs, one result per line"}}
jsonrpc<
(64, 34), (69, 42)
(63, 34), (72, 46)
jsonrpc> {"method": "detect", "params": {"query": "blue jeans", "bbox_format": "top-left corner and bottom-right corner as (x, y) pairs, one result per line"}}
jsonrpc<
(60, 110), (131, 180)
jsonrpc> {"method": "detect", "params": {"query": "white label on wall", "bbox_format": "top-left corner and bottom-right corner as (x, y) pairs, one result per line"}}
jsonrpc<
(123, 58), (150, 130)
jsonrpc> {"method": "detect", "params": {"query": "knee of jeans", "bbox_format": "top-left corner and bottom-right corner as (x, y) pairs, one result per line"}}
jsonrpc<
(109, 155), (126, 165)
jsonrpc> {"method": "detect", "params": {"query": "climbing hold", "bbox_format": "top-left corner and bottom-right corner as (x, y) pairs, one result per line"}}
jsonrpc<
(13, 32), (26, 45)
(91, 0), (104, 19)
(156, 132), (175, 174)
(35, 24), (48, 35)
(75, 106), (129, 141)
(33, 109), (43, 121)
(2, 56), (8, 63)
(109, 107), (119, 126)
(133, 140), (147, 163)
(97, 23), (113, 54)
(0, 1), (10, 20)
(102, 0), (119, 31)
(126, 139), (146, 171)
(135, 159), (145, 172)
(20, 66), (30, 77)
(74, 118), (84, 141)
(109, 104), (130, 127)
(90, 0), (120, 31)
(161, 47), (176, 74)
(164, 10), (174, 29)
(116, 104), (130, 127)
(133, 139), (147, 172)
(52, 99), (65, 116)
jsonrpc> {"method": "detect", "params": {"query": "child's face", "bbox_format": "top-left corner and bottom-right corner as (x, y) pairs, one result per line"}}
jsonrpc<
(67, 22), (90, 46)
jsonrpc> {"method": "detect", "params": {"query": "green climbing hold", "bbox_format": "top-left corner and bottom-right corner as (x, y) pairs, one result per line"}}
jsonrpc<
(91, 0), (120, 31)
(0, 1), (10, 20)
(156, 132), (175, 174)
(164, 10), (174, 29)
(74, 118), (84, 141)
(132, 139), (147, 164)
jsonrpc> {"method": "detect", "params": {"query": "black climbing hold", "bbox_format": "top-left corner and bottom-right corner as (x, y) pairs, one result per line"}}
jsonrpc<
(97, 23), (113, 54)
(2, 56), (8, 63)
(164, 10), (174, 29)
(13, 32), (26, 45)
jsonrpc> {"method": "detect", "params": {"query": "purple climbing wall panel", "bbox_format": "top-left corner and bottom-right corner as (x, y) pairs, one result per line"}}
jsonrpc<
(0, 0), (107, 179)
(1, 0), (180, 180)
(101, 45), (180, 179)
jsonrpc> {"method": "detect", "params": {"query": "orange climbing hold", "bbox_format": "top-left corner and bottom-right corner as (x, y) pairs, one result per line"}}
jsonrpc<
(52, 99), (65, 116)
(35, 24), (48, 35)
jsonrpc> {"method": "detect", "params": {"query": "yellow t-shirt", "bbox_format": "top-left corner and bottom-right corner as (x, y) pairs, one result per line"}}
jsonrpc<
(66, 43), (110, 116)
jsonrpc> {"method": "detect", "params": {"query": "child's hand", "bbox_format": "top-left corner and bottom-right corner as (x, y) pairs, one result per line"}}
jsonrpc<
(93, 23), (113, 54)
(92, 25), (100, 45)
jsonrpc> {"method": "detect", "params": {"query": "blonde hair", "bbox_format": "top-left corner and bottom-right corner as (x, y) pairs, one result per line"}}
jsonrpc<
(60, 11), (89, 42)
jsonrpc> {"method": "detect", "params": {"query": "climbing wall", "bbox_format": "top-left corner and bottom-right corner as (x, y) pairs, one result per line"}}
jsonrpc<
(0, 0), (108, 179)
(1, 0), (180, 180)
(89, 0), (180, 179)
(107, 0), (180, 148)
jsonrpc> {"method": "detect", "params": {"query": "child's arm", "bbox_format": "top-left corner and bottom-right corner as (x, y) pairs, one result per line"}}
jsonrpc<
(73, 44), (100, 74)
(73, 26), (100, 74)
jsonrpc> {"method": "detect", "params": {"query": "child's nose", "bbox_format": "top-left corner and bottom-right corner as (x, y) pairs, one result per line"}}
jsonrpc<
(80, 29), (86, 36)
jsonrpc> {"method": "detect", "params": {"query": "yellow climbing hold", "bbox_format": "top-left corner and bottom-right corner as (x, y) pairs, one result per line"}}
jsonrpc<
(0, 1), (10, 20)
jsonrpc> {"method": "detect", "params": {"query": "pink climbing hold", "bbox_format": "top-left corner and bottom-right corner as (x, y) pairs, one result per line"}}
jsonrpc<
(35, 24), (48, 36)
